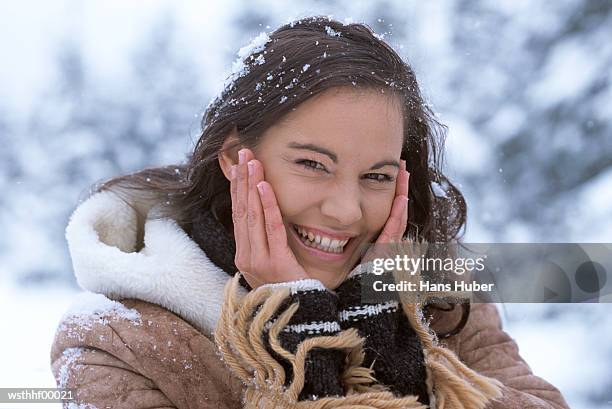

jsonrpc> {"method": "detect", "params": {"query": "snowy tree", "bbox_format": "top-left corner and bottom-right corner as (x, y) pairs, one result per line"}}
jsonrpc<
(2, 13), (205, 284)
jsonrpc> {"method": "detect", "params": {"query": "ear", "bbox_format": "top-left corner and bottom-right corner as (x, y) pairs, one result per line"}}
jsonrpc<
(218, 128), (241, 181)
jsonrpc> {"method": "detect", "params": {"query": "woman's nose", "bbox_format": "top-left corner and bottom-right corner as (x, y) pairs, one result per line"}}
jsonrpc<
(320, 184), (363, 226)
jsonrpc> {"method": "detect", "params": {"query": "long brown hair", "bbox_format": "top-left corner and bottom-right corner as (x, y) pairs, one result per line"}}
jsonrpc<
(97, 17), (469, 336)
(99, 17), (465, 239)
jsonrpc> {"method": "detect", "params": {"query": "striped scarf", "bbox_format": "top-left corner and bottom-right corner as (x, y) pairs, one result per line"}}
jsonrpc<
(191, 208), (430, 404)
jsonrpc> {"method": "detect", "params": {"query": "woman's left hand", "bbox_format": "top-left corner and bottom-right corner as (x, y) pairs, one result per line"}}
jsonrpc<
(357, 159), (411, 269)
(376, 159), (410, 244)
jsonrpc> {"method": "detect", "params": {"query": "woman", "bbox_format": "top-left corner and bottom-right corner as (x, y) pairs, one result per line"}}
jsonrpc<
(50, 17), (569, 409)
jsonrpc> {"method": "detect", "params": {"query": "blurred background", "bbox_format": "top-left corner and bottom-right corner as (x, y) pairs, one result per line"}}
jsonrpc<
(0, 1), (610, 408)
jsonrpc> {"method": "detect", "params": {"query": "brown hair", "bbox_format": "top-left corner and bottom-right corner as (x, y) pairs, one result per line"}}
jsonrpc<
(97, 17), (469, 336)
(99, 16), (466, 240)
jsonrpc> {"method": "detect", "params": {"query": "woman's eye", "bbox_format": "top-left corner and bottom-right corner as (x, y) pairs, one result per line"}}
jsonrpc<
(364, 173), (394, 183)
(296, 159), (327, 172)
(295, 160), (393, 183)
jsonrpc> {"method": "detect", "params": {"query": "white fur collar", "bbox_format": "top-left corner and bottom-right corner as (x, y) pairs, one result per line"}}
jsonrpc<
(65, 190), (247, 337)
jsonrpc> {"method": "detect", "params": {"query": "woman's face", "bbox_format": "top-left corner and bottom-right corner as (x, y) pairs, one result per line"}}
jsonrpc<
(251, 87), (404, 289)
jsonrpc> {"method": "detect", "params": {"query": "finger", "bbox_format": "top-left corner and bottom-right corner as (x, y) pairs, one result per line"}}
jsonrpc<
(256, 180), (290, 256)
(247, 159), (270, 259)
(376, 160), (409, 245)
(395, 160), (410, 241)
(396, 159), (409, 198)
(229, 164), (242, 253)
(229, 164), (237, 207)
(377, 195), (409, 244)
(233, 148), (253, 267)
(400, 171), (410, 239)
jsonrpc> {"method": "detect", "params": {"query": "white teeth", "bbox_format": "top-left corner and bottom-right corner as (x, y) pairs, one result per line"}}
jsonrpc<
(294, 225), (351, 253)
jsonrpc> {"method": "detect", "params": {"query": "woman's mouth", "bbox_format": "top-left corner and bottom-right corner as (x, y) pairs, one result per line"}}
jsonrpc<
(290, 224), (353, 254)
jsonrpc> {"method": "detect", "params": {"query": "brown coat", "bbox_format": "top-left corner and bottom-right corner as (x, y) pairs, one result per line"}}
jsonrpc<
(50, 190), (570, 409)
(51, 297), (569, 409)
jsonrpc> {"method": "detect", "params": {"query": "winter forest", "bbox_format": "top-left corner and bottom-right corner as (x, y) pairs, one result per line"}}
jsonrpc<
(0, 1), (611, 408)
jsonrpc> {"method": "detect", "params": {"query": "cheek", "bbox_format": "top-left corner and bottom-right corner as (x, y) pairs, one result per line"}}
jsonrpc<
(363, 192), (395, 232)
(265, 175), (314, 218)
(257, 159), (303, 217)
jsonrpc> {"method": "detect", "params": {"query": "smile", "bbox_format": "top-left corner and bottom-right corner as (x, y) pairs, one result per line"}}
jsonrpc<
(291, 224), (352, 254)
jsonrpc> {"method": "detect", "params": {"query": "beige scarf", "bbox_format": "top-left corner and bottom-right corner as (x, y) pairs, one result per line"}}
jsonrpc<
(214, 273), (503, 409)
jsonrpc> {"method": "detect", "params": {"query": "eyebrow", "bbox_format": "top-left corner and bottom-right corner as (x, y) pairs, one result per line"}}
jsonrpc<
(287, 142), (400, 170)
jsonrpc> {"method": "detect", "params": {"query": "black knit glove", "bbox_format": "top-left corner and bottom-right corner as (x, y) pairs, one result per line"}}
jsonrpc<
(261, 279), (345, 400)
(335, 265), (430, 405)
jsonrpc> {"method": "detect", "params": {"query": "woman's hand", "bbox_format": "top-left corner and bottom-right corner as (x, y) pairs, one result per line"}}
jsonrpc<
(328, 160), (410, 289)
(229, 148), (309, 289)
(359, 159), (411, 266)
(377, 158), (410, 244)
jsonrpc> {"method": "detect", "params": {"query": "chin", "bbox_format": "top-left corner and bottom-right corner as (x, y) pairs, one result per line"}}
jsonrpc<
(304, 269), (347, 290)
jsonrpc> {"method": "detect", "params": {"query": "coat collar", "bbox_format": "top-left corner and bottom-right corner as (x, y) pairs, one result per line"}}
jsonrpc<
(65, 190), (247, 338)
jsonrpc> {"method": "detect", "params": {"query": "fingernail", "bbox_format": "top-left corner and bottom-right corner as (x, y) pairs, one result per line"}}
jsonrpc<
(247, 160), (254, 176)
(238, 149), (245, 164)
(406, 172), (410, 191)
(256, 181), (265, 195)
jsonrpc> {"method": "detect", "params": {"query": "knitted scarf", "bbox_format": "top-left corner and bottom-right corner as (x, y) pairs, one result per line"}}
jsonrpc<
(192, 208), (502, 408)
(191, 208), (252, 291)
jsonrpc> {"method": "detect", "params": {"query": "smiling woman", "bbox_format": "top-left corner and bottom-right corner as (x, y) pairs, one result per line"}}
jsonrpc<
(217, 87), (405, 289)
(50, 16), (569, 409)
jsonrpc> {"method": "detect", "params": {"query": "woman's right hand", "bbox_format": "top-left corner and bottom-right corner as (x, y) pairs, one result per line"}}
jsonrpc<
(229, 148), (309, 289)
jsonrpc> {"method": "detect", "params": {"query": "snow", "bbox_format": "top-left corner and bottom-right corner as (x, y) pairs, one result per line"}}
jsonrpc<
(60, 292), (142, 330)
(504, 303), (612, 408)
(237, 32), (270, 60)
(529, 38), (602, 108)
(430, 180), (449, 198)
(565, 168), (612, 242)
(485, 104), (526, 139)
(66, 403), (98, 409)
(443, 114), (492, 175)
(225, 31), (272, 91)
(0, 283), (76, 409)
(57, 348), (84, 389)
(1, 2), (611, 408)
(324, 25), (341, 37)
